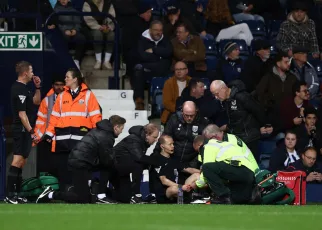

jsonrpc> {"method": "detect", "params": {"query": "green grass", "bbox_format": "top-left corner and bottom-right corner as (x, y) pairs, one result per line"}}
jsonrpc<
(0, 204), (321, 230)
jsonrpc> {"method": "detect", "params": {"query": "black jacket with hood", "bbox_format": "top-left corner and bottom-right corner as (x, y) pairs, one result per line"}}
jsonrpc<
(113, 125), (151, 162)
(68, 119), (116, 170)
(226, 80), (267, 143)
(153, 111), (209, 166)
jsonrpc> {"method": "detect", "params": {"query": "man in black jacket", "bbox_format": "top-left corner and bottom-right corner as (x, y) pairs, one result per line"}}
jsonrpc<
(133, 20), (173, 110)
(112, 123), (159, 203)
(36, 115), (126, 204)
(210, 80), (272, 161)
(153, 101), (208, 183)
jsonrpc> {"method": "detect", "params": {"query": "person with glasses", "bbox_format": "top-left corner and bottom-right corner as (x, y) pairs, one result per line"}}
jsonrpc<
(34, 76), (65, 175)
(294, 106), (322, 158)
(279, 81), (310, 132)
(210, 79), (270, 162)
(289, 147), (322, 183)
(161, 61), (191, 126)
(289, 46), (319, 99)
(152, 101), (208, 186)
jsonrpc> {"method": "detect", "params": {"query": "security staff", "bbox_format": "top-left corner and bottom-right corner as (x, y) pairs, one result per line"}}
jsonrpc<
(34, 77), (65, 174)
(190, 124), (259, 204)
(43, 68), (102, 189)
(5, 61), (41, 204)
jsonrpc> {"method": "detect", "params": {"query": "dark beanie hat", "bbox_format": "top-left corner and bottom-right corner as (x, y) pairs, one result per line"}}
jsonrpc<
(293, 45), (309, 54)
(224, 42), (238, 55)
(165, 2), (180, 15)
(292, 1), (309, 12)
(138, 1), (153, 15)
(52, 74), (65, 84)
(253, 39), (271, 51)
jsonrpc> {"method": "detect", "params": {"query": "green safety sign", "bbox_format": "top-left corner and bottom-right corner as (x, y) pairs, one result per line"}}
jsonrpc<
(0, 32), (43, 51)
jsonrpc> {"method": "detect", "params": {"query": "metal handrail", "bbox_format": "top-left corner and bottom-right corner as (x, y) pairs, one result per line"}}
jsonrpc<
(45, 11), (120, 89)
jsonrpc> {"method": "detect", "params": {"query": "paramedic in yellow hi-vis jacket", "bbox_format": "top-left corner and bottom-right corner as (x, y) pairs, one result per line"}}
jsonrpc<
(190, 124), (259, 204)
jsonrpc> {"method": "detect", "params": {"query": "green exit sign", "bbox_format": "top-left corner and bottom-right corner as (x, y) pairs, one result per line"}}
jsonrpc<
(0, 32), (42, 51)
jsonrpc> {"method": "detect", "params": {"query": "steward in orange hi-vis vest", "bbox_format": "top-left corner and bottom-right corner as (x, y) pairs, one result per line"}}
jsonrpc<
(44, 70), (102, 152)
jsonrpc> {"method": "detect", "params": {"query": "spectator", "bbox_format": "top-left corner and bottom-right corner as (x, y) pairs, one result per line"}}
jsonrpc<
(204, 0), (253, 45)
(214, 42), (244, 84)
(162, 2), (198, 39)
(256, 52), (298, 112)
(294, 106), (322, 157)
(121, 2), (151, 79)
(153, 101), (209, 184)
(269, 130), (300, 172)
(176, 78), (223, 124)
(112, 0), (139, 27)
(83, 0), (116, 69)
(172, 23), (207, 77)
(210, 80), (271, 161)
(54, 0), (86, 69)
(133, 20), (173, 110)
(112, 123), (160, 203)
(228, 0), (265, 22)
(161, 61), (191, 125)
(290, 46), (319, 99)
(290, 147), (322, 183)
(276, 0), (319, 58)
(240, 39), (273, 93)
(279, 81), (309, 131)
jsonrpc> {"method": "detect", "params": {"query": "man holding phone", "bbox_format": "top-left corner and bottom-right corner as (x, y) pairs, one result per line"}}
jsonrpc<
(5, 61), (41, 204)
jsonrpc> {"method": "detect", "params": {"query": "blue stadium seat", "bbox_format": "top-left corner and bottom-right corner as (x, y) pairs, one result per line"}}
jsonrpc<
(201, 78), (210, 89)
(238, 20), (266, 39)
(203, 39), (217, 56)
(218, 39), (249, 56)
(206, 55), (217, 71)
(268, 20), (282, 39)
(71, 0), (84, 11)
(150, 77), (169, 117)
(150, 77), (169, 95)
(258, 140), (277, 169)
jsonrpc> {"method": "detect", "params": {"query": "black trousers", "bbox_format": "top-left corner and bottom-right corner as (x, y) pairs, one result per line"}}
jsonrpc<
(202, 162), (254, 204)
(109, 157), (144, 203)
(53, 168), (91, 203)
(36, 141), (52, 175)
(246, 140), (259, 163)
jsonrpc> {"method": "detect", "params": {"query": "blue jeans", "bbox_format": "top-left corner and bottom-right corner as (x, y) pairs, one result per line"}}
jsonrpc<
(233, 13), (265, 23)
(200, 33), (215, 40)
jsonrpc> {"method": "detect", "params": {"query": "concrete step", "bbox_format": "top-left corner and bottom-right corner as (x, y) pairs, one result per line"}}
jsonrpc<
(104, 110), (148, 120)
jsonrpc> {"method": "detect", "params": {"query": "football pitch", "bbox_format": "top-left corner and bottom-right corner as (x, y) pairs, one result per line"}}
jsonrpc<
(0, 204), (321, 230)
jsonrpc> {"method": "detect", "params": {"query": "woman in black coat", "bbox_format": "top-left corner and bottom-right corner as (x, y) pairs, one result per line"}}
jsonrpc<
(269, 130), (300, 172)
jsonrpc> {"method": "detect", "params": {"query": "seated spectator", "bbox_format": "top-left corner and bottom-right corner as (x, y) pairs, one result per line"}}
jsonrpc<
(294, 106), (322, 157)
(256, 52), (298, 113)
(133, 20), (173, 110)
(203, 0), (253, 45)
(240, 39), (273, 93)
(176, 78), (222, 124)
(121, 2), (151, 80)
(289, 46), (319, 99)
(276, 1), (319, 58)
(279, 81), (309, 131)
(153, 101), (209, 184)
(172, 23), (207, 76)
(162, 2), (198, 39)
(83, 0), (116, 69)
(210, 79), (271, 161)
(54, 0), (86, 70)
(150, 135), (200, 204)
(289, 147), (322, 183)
(269, 130), (300, 172)
(214, 42), (244, 84)
(228, 0), (265, 22)
(161, 61), (191, 125)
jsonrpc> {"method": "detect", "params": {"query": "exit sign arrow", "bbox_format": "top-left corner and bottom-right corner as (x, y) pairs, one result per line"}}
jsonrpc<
(29, 36), (39, 47)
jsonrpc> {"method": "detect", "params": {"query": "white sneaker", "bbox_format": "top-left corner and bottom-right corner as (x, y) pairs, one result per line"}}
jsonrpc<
(94, 61), (101, 70)
(36, 186), (53, 203)
(103, 61), (112, 70)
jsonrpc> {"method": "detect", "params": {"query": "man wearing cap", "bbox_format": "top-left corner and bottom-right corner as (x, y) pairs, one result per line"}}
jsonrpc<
(290, 46), (319, 99)
(240, 39), (273, 93)
(276, 0), (319, 58)
(214, 42), (244, 84)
